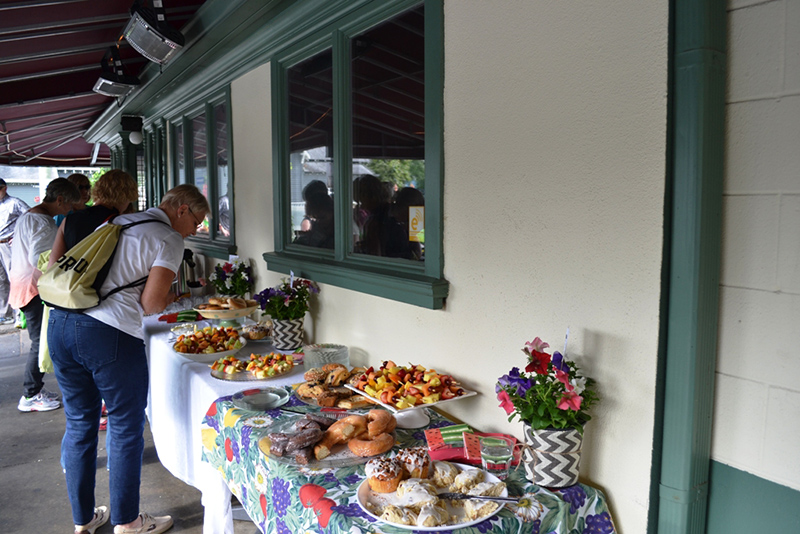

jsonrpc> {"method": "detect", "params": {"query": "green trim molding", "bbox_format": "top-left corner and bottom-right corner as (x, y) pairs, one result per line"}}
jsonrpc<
(706, 462), (800, 533)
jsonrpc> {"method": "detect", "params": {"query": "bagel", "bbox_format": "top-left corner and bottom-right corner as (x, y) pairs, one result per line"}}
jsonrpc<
(228, 297), (247, 309)
(314, 415), (367, 460)
(348, 432), (395, 457)
(208, 297), (227, 306)
(366, 409), (395, 439)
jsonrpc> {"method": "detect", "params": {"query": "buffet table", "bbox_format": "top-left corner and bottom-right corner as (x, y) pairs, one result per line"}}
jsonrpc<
(143, 315), (303, 534)
(201, 396), (617, 534)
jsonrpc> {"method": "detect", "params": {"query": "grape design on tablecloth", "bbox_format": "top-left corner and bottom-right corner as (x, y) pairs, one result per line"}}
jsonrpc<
(272, 478), (291, 517)
(240, 485), (248, 503)
(585, 512), (614, 534)
(343, 473), (361, 486)
(332, 502), (372, 521)
(558, 485), (586, 514)
(275, 517), (291, 534)
(241, 425), (252, 454)
(231, 439), (241, 462)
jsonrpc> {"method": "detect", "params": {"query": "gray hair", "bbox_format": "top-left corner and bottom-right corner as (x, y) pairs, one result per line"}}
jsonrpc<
(43, 178), (80, 204)
(159, 183), (210, 214)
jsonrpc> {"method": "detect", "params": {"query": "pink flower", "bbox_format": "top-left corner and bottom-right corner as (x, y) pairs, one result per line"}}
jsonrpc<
(524, 350), (551, 375)
(222, 262), (233, 273)
(555, 369), (572, 389)
(557, 390), (583, 411)
(525, 337), (550, 353)
(497, 389), (515, 415)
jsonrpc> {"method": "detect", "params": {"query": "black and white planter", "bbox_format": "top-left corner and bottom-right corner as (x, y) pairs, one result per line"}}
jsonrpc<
(271, 317), (305, 351)
(521, 424), (583, 488)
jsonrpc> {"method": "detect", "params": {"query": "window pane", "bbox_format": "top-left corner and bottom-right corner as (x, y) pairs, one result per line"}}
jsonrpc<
(175, 123), (185, 184)
(214, 103), (231, 239)
(287, 48), (335, 250)
(192, 113), (209, 235)
(351, 5), (425, 261)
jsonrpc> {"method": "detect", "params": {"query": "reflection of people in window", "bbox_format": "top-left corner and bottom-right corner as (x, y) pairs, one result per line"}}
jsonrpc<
(218, 194), (230, 237)
(293, 180), (334, 249)
(391, 187), (425, 260)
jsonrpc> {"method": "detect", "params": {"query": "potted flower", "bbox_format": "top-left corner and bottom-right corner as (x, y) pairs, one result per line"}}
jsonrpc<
(208, 260), (253, 298)
(496, 336), (599, 488)
(253, 273), (319, 350)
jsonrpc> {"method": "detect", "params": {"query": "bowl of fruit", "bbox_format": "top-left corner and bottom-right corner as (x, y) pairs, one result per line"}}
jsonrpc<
(172, 326), (246, 363)
(209, 352), (297, 381)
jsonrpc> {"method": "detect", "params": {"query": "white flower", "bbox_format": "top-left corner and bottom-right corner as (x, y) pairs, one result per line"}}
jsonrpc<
(254, 464), (269, 493)
(507, 493), (543, 522)
(571, 377), (586, 395)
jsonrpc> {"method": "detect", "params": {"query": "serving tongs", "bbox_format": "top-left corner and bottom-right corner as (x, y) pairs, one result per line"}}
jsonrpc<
(438, 492), (521, 504)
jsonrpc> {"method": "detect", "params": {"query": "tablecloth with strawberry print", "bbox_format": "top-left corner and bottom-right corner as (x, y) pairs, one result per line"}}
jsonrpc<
(201, 393), (616, 534)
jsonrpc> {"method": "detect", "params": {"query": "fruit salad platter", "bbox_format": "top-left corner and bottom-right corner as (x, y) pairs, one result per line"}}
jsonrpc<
(172, 326), (246, 363)
(346, 361), (476, 428)
(209, 352), (296, 381)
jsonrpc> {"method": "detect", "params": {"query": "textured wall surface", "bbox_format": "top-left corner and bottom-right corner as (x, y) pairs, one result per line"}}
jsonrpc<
(714, 0), (800, 492)
(228, 2), (669, 532)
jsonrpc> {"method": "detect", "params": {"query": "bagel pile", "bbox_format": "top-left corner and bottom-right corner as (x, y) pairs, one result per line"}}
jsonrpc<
(296, 363), (372, 409)
(267, 409), (396, 464)
(197, 296), (257, 311)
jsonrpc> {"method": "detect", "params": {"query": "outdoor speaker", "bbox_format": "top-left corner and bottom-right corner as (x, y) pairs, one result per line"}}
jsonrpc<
(124, 1), (185, 65)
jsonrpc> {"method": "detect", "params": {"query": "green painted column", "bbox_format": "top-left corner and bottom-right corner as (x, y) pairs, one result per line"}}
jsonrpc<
(658, 0), (726, 533)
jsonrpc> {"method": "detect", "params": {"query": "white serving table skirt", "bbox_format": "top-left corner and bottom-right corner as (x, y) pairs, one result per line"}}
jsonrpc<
(142, 316), (304, 534)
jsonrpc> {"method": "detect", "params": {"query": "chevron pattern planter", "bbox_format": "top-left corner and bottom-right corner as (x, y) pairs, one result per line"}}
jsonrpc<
(271, 317), (305, 351)
(521, 425), (583, 488)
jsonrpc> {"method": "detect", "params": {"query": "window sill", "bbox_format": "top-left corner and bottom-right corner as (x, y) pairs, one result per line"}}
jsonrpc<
(263, 251), (449, 309)
(188, 238), (237, 260)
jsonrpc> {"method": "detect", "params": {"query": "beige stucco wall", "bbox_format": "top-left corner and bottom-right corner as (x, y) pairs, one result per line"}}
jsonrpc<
(713, 0), (800, 492)
(231, 2), (669, 532)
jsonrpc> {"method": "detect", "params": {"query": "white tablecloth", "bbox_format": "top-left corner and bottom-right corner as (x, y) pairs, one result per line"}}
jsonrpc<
(142, 316), (304, 534)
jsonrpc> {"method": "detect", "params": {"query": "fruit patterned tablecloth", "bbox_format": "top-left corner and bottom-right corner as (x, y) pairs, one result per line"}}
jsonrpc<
(201, 393), (616, 534)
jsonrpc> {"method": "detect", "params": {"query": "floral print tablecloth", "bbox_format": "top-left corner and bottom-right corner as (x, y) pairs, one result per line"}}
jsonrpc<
(201, 392), (616, 534)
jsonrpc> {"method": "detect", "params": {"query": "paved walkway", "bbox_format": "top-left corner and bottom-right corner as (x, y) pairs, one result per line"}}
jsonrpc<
(0, 325), (253, 533)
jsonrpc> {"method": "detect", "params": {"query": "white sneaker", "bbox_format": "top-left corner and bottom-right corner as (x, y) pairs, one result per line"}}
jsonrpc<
(39, 387), (60, 401)
(18, 392), (61, 412)
(113, 512), (173, 534)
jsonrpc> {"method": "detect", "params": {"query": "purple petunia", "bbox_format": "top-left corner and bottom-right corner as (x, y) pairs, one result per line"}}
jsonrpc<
(552, 351), (570, 373)
(496, 367), (535, 397)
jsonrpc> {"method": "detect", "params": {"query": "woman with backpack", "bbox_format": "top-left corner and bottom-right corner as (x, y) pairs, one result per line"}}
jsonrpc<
(47, 180), (209, 534)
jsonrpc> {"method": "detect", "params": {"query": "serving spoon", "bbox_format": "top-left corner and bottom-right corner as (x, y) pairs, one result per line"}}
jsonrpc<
(438, 492), (521, 504)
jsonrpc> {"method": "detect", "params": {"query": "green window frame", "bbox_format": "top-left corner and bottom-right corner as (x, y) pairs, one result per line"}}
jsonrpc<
(264, 0), (447, 309)
(170, 89), (236, 259)
(143, 121), (168, 209)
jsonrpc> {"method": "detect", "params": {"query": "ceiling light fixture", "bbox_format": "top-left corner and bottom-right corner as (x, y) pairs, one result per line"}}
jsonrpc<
(124, 0), (185, 65)
(92, 46), (141, 98)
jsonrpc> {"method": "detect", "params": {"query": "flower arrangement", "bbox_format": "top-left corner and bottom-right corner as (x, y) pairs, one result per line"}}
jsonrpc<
(253, 273), (319, 321)
(208, 260), (254, 298)
(496, 336), (598, 433)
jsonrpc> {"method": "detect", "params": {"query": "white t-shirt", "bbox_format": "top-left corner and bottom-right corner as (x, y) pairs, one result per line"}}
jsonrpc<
(86, 208), (183, 339)
(9, 211), (56, 308)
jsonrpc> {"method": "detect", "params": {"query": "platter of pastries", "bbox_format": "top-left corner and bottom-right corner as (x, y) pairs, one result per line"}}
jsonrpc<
(195, 296), (258, 320)
(258, 409), (397, 467)
(294, 364), (376, 410)
(358, 449), (508, 531)
(209, 352), (296, 381)
(346, 361), (476, 412)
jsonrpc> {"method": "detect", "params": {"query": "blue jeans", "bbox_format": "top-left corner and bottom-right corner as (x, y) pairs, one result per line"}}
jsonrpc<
(48, 309), (148, 526)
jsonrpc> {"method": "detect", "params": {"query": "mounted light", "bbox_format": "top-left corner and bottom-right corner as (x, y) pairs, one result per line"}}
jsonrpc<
(124, 0), (185, 64)
(121, 115), (144, 145)
(92, 46), (141, 98)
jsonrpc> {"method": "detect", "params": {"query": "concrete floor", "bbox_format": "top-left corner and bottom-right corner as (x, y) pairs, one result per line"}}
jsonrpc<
(0, 324), (255, 534)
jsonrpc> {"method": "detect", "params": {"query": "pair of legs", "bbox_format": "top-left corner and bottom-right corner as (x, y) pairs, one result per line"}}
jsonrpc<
(48, 308), (148, 527)
(0, 241), (13, 321)
(21, 294), (46, 397)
